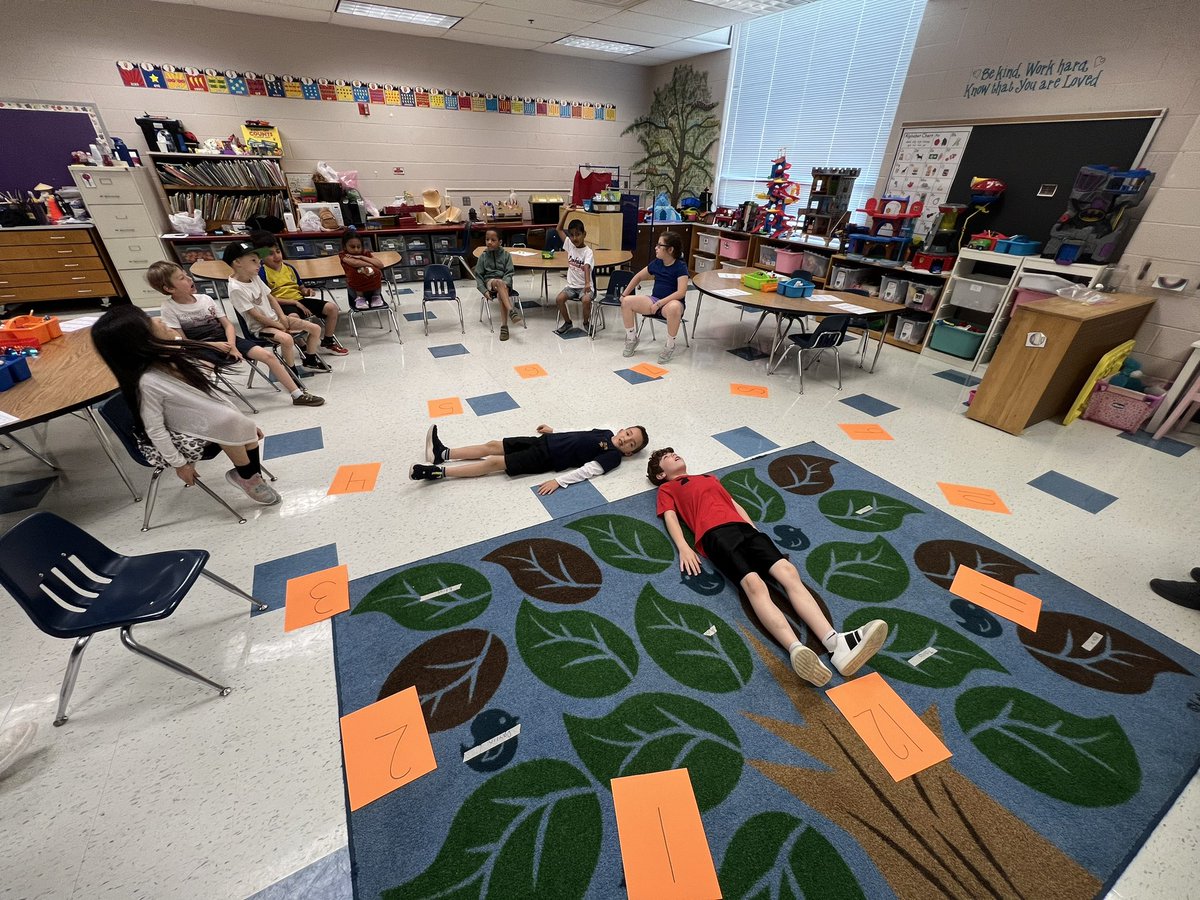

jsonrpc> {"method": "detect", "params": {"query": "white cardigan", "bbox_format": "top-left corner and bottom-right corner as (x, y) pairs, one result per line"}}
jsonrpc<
(139, 367), (257, 468)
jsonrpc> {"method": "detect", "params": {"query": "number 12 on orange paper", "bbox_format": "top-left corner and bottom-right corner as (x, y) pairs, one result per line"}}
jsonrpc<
(825, 672), (951, 781)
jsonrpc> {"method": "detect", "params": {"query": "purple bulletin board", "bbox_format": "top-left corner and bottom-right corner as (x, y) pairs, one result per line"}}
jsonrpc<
(0, 102), (106, 193)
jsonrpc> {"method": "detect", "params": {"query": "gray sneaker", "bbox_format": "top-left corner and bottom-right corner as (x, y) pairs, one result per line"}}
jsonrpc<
(292, 391), (325, 407)
(225, 469), (282, 505)
(658, 345), (676, 364)
(622, 335), (639, 357)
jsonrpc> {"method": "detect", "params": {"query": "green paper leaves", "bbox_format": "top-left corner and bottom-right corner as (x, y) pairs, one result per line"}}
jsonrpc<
(806, 536), (910, 602)
(353, 562), (491, 630)
(515, 600), (638, 698)
(564, 692), (742, 811)
(384, 759), (601, 900)
(844, 608), (1006, 687)
(956, 687), (1141, 807)
(635, 583), (753, 692)
(566, 514), (674, 574)
(818, 490), (922, 532)
(721, 469), (786, 522)
(719, 811), (865, 900)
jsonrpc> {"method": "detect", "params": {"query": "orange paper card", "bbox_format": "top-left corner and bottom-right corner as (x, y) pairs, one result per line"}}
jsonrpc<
(284, 564), (350, 632)
(611, 769), (721, 900)
(340, 686), (437, 811)
(826, 672), (952, 781)
(730, 383), (769, 398)
(514, 363), (547, 379)
(839, 423), (893, 440)
(950, 565), (1042, 630)
(427, 396), (464, 418)
(631, 362), (668, 378)
(328, 463), (382, 495)
(937, 481), (1011, 514)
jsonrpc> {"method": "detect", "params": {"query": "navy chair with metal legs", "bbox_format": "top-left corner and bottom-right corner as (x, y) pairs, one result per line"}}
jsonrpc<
(421, 264), (465, 335)
(589, 269), (633, 339)
(768, 314), (856, 393)
(0, 511), (268, 726)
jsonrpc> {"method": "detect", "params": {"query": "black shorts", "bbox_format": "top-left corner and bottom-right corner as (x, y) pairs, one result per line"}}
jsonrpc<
(279, 296), (327, 318)
(701, 522), (786, 585)
(502, 435), (553, 477)
(196, 336), (263, 364)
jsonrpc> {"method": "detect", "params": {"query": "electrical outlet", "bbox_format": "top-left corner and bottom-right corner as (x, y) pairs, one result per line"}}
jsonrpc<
(462, 195), (470, 205)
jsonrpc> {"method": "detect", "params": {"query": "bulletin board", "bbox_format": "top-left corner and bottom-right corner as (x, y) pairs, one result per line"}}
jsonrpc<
(0, 100), (109, 192)
(889, 110), (1163, 242)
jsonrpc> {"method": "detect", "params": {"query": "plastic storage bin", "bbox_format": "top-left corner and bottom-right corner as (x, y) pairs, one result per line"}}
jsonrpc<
(696, 232), (720, 255)
(375, 236), (406, 252)
(742, 271), (779, 292)
(406, 237), (430, 251)
(431, 234), (456, 252)
(1083, 381), (1164, 433)
(693, 254), (717, 273)
(928, 320), (985, 359)
(948, 277), (1006, 313)
(1, 315), (62, 346)
(893, 315), (929, 345)
(774, 248), (806, 275)
(757, 244), (778, 268)
(906, 282), (941, 312)
(282, 238), (319, 259)
(719, 237), (749, 260)
(802, 251), (830, 279)
(995, 235), (1041, 256)
(829, 266), (868, 290)
(1011, 287), (1055, 308)
(778, 277), (814, 298)
(879, 275), (909, 303)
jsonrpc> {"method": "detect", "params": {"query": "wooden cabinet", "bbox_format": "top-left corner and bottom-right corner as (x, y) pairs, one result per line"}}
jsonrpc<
(0, 227), (118, 308)
(569, 210), (623, 250)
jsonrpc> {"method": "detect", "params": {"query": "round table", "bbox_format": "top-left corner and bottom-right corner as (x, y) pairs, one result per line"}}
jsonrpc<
(473, 246), (632, 300)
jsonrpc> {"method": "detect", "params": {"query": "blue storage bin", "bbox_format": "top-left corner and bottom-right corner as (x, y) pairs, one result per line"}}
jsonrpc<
(778, 277), (815, 298)
(0, 361), (13, 392)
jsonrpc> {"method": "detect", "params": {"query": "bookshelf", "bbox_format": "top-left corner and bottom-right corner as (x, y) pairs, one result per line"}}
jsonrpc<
(147, 152), (293, 229)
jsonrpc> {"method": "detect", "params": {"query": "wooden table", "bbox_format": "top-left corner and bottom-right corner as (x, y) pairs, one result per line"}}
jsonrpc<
(473, 246), (632, 300)
(966, 291), (1156, 435)
(0, 327), (138, 499)
(692, 267), (908, 371)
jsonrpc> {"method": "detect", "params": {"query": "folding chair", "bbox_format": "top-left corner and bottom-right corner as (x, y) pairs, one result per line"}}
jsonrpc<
(421, 264), (465, 335)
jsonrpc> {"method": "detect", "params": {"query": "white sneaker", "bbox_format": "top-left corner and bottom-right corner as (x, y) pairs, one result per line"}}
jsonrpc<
(0, 721), (37, 777)
(225, 469), (281, 506)
(622, 335), (639, 357)
(830, 619), (888, 677)
(658, 345), (676, 364)
(790, 644), (832, 687)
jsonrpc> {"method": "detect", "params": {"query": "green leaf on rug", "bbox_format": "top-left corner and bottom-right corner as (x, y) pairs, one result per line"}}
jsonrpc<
(384, 758), (601, 900)
(914, 539), (1038, 590)
(818, 489), (922, 532)
(635, 583), (753, 692)
(844, 607), (1007, 687)
(956, 686), (1141, 807)
(483, 537), (602, 604)
(566, 514), (674, 574)
(806, 536), (910, 602)
(719, 811), (865, 900)
(516, 600), (639, 698)
(768, 453), (839, 495)
(721, 469), (786, 522)
(353, 562), (491, 630)
(564, 692), (742, 811)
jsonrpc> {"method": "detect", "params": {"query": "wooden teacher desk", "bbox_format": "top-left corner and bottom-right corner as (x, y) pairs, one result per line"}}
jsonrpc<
(967, 291), (1155, 435)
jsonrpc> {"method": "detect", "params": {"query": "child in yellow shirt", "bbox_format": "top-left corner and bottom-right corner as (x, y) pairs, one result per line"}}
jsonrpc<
(250, 231), (348, 355)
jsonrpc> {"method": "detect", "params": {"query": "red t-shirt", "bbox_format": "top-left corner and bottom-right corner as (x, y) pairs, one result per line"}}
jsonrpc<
(656, 474), (741, 556)
(340, 251), (382, 292)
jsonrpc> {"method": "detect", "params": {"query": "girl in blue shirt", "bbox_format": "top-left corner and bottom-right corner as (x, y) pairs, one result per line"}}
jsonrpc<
(620, 230), (690, 363)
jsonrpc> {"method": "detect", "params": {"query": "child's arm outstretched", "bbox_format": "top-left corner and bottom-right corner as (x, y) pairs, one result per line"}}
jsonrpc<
(663, 509), (702, 575)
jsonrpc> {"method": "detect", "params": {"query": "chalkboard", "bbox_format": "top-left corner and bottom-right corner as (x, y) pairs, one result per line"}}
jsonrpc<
(0, 103), (106, 193)
(944, 117), (1156, 243)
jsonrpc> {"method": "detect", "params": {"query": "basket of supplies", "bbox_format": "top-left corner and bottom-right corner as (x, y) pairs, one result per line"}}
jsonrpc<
(778, 277), (814, 298)
(0, 315), (62, 347)
(0, 352), (33, 392)
(1082, 381), (1164, 433)
(742, 271), (779, 292)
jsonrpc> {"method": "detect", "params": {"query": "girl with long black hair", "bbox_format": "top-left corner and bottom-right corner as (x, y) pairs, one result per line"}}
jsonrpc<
(91, 304), (280, 505)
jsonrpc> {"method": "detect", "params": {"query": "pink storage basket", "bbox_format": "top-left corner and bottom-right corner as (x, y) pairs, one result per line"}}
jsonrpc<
(774, 248), (805, 274)
(719, 237), (748, 260)
(1012, 288), (1054, 308)
(1082, 382), (1164, 433)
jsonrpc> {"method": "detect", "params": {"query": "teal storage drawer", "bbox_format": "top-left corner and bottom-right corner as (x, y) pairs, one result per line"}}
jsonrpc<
(928, 320), (985, 359)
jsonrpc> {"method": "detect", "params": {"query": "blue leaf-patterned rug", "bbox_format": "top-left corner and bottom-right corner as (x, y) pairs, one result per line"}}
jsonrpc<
(332, 442), (1200, 900)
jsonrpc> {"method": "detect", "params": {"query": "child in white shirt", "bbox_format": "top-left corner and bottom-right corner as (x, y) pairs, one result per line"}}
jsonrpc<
(553, 209), (594, 335)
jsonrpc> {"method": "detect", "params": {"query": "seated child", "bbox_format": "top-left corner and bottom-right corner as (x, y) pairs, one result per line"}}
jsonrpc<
(475, 227), (517, 341)
(339, 232), (385, 310)
(621, 230), (689, 364)
(553, 210), (594, 335)
(250, 230), (348, 355)
(146, 260), (324, 407)
(91, 304), (280, 505)
(412, 423), (647, 495)
(224, 241), (332, 375)
(647, 447), (887, 686)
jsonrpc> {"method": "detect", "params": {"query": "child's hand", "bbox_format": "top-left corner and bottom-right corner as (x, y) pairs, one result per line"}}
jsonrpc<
(536, 424), (554, 434)
(212, 340), (233, 355)
(301, 286), (315, 297)
(537, 479), (561, 495)
(678, 546), (702, 576)
(174, 463), (197, 485)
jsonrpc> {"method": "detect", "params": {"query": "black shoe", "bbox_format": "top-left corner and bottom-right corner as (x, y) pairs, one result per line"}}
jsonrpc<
(425, 425), (448, 464)
(304, 354), (332, 372)
(1149, 578), (1200, 610)
(1192, 567), (1200, 583)
(410, 464), (445, 481)
(554, 321), (573, 336)
(290, 365), (315, 380)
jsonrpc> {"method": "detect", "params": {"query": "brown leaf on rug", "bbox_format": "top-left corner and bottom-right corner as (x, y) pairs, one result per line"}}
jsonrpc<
(483, 538), (602, 604)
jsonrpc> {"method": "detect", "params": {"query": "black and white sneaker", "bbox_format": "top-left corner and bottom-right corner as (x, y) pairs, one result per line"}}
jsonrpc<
(830, 619), (888, 677)
(425, 425), (448, 464)
(303, 353), (332, 373)
(410, 464), (445, 481)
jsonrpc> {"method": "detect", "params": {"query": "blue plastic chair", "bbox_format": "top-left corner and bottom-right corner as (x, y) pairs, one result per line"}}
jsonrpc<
(0, 511), (267, 726)
(421, 264), (464, 335)
(767, 314), (855, 393)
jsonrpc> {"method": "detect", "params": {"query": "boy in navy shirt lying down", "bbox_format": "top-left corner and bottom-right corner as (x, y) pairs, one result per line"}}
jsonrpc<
(411, 423), (648, 495)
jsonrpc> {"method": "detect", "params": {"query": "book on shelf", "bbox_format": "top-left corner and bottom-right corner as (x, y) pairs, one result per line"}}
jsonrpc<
(168, 191), (286, 222)
(155, 157), (285, 189)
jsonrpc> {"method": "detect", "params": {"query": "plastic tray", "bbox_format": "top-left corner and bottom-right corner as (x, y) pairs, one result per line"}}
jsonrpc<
(1, 315), (62, 346)
(778, 277), (814, 298)
(742, 271), (779, 292)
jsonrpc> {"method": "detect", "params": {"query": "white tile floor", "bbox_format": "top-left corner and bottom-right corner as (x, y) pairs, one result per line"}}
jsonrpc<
(0, 275), (1197, 899)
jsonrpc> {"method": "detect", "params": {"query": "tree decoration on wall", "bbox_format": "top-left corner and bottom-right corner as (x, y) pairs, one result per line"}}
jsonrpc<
(625, 64), (719, 205)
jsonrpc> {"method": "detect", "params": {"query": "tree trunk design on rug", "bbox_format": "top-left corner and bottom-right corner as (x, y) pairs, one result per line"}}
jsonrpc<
(741, 630), (1102, 899)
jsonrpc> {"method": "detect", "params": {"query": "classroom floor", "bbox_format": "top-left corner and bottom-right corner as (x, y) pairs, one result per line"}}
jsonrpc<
(0, 274), (1196, 900)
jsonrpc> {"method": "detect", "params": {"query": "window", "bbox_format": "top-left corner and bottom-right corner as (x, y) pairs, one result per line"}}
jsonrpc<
(716, 0), (927, 224)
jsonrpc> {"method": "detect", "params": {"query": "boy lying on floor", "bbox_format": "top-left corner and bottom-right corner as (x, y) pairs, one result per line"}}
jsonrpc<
(647, 447), (887, 686)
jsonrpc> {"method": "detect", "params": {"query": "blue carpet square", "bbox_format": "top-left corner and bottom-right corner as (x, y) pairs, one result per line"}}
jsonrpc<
(395, 288), (414, 295)
(532, 479), (606, 518)
(248, 846), (351, 900)
(839, 393), (900, 417)
(404, 311), (435, 322)
(728, 346), (769, 361)
(250, 544), (340, 617)
(263, 426), (324, 460)
(1118, 429), (1193, 457)
(0, 475), (57, 514)
(614, 368), (661, 385)
(713, 426), (779, 458)
(466, 391), (519, 416)
(428, 343), (469, 359)
(518, 300), (543, 310)
(934, 369), (981, 386)
(1028, 471), (1118, 514)
(556, 326), (588, 340)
